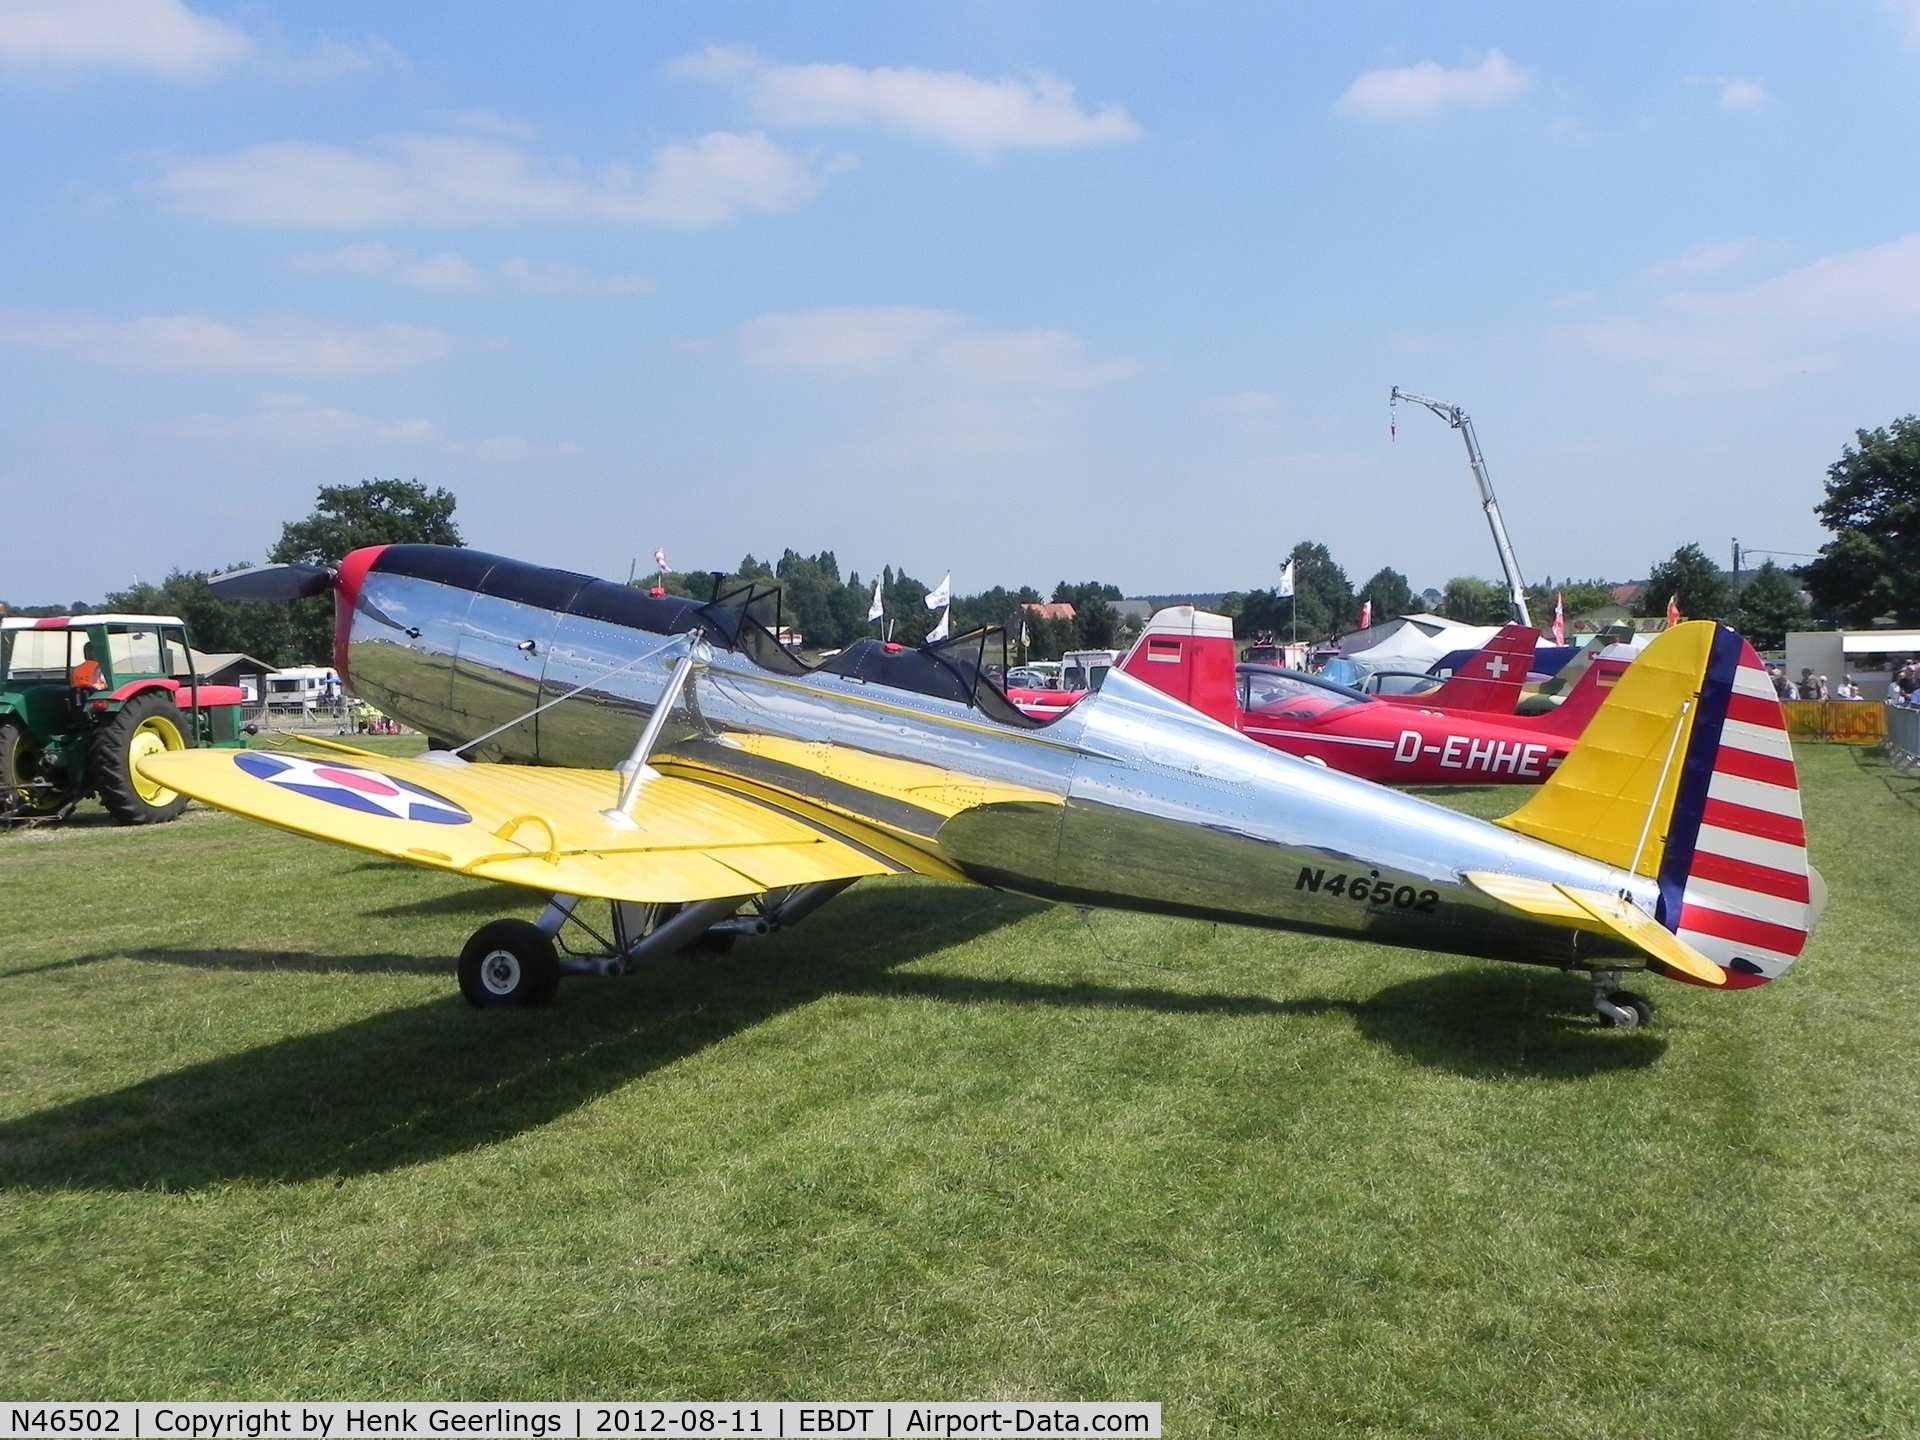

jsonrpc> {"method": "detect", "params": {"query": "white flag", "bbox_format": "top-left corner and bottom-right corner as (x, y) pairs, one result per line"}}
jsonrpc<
(653, 548), (669, 572)
(925, 572), (951, 610)
(928, 608), (950, 643)
(1278, 558), (1296, 599)
(867, 576), (885, 622)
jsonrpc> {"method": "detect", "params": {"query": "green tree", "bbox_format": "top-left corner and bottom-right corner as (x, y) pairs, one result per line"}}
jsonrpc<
(1441, 576), (1511, 625)
(952, 585), (1043, 638)
(1357, 568), (1413, 623)
(105, 569), (297, 664)
(1526, 578), (1617, 625)
(1736, 560), (1811, 650)
(267, 479), (465, 663)
(1637, 542), (1729, 623)
(1232, 542), (1357, 641)
(1052, 580), (1124, 648)
(1802, 415), (1920, 625)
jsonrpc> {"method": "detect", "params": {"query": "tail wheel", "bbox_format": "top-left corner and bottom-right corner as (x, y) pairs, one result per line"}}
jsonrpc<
(0, 720), (62, 816)
(459, 919), (561, 1008)
(92, 692), (191, 825)
(1602, 991), (1654, 1031)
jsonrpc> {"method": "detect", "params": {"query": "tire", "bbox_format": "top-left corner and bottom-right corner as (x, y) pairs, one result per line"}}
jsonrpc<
(92, 692), (190, 825)
(1600, 991), (1653, 1031)
(0, 719), (62, 816)
(458, 919), (561, 1008)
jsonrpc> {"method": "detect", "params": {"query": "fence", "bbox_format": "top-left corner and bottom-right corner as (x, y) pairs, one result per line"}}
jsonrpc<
(1781, 700), (1887, 745)
(1888, 705), (1920, 768)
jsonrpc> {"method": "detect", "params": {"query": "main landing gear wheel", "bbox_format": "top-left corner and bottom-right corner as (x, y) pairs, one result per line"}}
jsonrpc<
(93, 692), (190, 825)
(1596, 989), (1653, 1031)
(458, 919), (561, 1008)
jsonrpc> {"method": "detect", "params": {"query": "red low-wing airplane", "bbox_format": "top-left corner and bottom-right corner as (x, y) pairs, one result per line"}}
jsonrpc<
(1118, 608), (1628, 785)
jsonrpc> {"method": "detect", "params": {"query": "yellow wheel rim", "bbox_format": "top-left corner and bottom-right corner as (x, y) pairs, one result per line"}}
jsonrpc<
(128, 715), (186, 805)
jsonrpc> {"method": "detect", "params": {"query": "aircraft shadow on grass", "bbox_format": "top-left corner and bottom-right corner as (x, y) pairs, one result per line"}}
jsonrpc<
(0, 889), (1661, 1194)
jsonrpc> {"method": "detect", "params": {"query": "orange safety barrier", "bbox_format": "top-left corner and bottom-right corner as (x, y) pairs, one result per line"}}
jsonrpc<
(1781, 700), (1887, 744)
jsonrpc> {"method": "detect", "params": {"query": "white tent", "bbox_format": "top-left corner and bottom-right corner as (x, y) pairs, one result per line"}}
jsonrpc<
(1338, 614), (1502, 674)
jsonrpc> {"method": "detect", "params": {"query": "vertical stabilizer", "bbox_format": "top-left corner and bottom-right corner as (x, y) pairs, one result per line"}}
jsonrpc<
(1416, 623), (1538, 713)
(1495, 622), (1813, 985)
(1117, 607), (1240, 727)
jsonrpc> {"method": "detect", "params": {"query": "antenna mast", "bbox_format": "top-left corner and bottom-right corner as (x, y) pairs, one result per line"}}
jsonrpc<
(1389, 387), (1533, 627)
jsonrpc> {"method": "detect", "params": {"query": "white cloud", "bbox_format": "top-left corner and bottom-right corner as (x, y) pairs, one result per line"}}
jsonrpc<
(267, 33), (404, 82)
(1717, 78), (1768, 111)
(0, 0), (249, 78)
(1337, 49), (1531, 121)
(1569, 233), (1920, 387)
(677, 45), (1140, 155)
(1887, 0), (1920, 46)
(154, 130), (822, 227)
(433, 110), (538, 139)
(742, 306), (1136, 388)
(0, 311), (450, 373)
(741, 306), (1136, 467)
(1645, 239), (1755, 280)
(495, 257), (655, 296)
(282, 243), (654, 296)
(146, 393), (439, 445)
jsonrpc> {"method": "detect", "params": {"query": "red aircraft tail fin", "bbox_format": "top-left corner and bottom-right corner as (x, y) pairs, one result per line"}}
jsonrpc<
(1420, 624), (1538, 713)
(1523, 649), (1634, 738)
(1116, 606), (1240, 727)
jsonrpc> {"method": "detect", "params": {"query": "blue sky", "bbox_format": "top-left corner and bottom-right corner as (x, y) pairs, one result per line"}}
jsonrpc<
(5, 0), (1920, 605)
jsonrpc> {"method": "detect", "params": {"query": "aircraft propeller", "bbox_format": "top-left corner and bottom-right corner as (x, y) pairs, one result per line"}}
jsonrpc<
(208, 563), (335, 601)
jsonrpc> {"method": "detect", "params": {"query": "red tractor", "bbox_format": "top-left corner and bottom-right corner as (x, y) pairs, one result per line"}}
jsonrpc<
(0, 614), (250, 824)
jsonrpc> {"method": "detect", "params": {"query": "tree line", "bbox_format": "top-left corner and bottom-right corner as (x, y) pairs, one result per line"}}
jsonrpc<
(17, 408), (1920, 666)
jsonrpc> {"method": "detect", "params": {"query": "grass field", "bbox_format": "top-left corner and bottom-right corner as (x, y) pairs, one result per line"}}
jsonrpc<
(2, 740), (1917, 1436)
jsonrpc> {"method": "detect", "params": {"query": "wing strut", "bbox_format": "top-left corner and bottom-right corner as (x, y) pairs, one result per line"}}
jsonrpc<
(603, 645), (703, 828)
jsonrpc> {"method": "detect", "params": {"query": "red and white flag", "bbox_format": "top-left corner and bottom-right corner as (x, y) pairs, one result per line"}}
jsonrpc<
(1359, 599), (1372, 629)
(1667, 594), (1681, 628)
(653, 549), (669, 573)
(1552, 591), (1565, 646)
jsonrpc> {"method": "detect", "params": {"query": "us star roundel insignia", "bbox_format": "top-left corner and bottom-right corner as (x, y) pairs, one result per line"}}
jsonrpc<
(234, 752), (471, 825)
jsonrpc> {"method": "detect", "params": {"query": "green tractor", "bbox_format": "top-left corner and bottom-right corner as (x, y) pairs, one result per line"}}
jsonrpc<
(0, 614), (252, 825)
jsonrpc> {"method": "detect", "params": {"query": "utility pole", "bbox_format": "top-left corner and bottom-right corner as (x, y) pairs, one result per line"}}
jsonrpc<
(1390, 388), (1533, 627)
(1730, 538), (1743, 634)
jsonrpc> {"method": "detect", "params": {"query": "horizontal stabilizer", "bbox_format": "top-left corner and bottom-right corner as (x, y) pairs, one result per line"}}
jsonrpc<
(1465, 871), (1726, 986)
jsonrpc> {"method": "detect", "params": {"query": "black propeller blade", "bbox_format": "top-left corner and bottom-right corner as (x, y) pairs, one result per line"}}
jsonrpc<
(207, 563), (335, 602)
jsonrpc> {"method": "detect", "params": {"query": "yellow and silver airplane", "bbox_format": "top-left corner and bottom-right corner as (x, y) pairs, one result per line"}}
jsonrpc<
(139, 545), (1819, 1030)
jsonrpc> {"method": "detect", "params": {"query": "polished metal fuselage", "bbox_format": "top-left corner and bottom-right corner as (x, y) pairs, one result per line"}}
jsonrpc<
(346, 566), (1648, 970)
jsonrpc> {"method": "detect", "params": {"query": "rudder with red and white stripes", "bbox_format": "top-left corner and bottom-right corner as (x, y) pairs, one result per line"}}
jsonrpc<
(1654, 629), (1815, 986)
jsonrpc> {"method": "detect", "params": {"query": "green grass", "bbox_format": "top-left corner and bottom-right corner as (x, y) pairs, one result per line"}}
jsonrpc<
(2, 744), (1918, 1437)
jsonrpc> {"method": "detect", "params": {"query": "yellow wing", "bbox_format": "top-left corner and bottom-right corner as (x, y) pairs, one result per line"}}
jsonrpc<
(1463, 871), (1726, 986)
(139, 747), (919, 903)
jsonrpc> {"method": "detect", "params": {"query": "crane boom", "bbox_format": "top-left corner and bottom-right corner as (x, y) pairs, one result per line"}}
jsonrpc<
(1390, 387), (1533, 627)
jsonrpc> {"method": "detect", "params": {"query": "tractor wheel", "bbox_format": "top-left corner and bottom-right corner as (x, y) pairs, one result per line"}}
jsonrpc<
(92, 692), (191, 825)
(0, 720), (62, 817)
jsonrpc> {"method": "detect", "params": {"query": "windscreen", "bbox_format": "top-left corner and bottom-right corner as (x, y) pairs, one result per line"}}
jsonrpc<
(2, 630), (73, 682)
(106, 629), (164, 678)
(1237, 666), (1371, 718)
